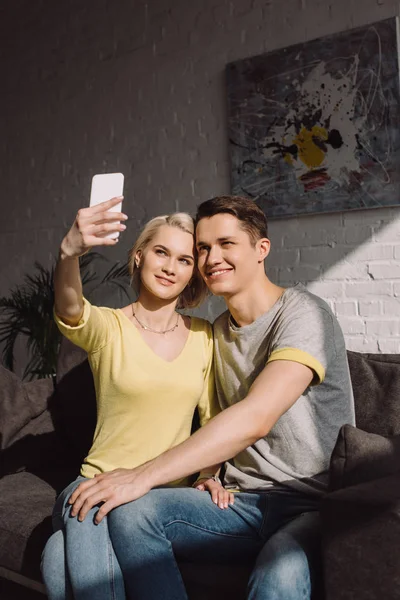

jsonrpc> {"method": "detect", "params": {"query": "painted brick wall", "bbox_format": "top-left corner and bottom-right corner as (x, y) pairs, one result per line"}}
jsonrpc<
(2, 0), (400, 354)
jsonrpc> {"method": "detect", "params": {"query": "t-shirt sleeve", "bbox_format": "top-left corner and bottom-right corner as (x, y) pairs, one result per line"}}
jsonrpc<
(197, 323), (220, 427)
(54, 297), (116, 354)
(267, 303), (337, 385)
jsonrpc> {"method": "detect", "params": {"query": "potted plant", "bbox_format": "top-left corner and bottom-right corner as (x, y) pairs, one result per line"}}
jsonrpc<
(0, 253), (133, 380)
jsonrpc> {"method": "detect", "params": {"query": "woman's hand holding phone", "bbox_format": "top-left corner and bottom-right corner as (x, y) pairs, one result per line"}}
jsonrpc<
(60, 197), (128, 258)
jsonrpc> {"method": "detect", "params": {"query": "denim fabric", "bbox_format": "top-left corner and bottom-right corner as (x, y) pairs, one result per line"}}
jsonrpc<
(41, 477), (125, 600)
(107, 485), (320, 600)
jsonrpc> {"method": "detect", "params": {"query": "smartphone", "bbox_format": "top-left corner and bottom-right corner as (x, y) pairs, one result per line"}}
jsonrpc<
(89, 173), (124, 239)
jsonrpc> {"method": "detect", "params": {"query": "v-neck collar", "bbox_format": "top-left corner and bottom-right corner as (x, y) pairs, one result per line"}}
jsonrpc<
(118, 309), (194, 364)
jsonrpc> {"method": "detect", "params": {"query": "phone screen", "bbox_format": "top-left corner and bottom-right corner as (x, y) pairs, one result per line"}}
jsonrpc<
(89, 173), (124, 239)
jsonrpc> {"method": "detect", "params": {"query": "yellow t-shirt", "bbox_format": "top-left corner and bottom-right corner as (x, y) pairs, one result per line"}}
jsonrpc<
(54, 299), (218, 479)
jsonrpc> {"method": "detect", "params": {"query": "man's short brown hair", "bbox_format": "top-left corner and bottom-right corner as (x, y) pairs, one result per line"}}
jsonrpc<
(195, 195), (268, 245)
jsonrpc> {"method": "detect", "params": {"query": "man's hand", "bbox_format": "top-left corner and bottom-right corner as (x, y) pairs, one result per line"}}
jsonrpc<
(68, 466), (152, 524)
(193, 477), (234, 509)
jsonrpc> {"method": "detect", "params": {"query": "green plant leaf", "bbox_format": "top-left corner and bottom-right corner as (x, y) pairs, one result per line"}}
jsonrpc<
(0, 253), (131, 379)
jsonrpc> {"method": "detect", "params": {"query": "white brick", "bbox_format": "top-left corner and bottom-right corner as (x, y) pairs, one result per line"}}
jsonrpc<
(382, 298), (400, 316)
(345, 281), (393, 299)
(291, 265), (321, 282)
(282, 224), (346, 249)
(345, 337), (379, 353)
(334, 302), (358, 317)
(374, 217), (400, 242)
(368, 263), (400, 280)
(307, 281), (344, 300)
(269, 249), (299, 268)
(378, 339), (400, 353)
(394, 283), (400, 297)
(323, 261), (370, 281)
(344, 225), (373, 244)
(351, 244), (393, 261)
(305, 213), (343, 230)
(366, 320), (400, 337)
(277, 268), (299, 286)
(300, 246), (350, 266)
(358, 301), (382, 317)
(338, 317), (366, 335)
(343, 208), (392, 227)
(282, 232), (309, 249)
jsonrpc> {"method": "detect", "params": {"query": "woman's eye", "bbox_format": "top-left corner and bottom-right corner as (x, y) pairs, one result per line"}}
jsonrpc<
(180, 258), (191, 265)
(222, 241), (233, 246)
(156, 249), (166, 255)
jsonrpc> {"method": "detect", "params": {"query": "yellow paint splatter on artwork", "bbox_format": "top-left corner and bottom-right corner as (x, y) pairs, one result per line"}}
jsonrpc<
(285, 126), (329, 169)
(283, 136), (293, 165)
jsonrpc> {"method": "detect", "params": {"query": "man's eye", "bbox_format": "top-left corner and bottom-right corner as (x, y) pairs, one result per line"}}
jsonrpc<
(222, 241), (233, 246)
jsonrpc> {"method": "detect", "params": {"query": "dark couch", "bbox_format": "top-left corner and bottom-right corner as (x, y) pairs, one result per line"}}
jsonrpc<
(1, 344), (400, 599)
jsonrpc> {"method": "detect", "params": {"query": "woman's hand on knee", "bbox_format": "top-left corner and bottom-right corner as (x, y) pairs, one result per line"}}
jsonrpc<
(68, 468), (152, 524)
(192, 478), (234, 510)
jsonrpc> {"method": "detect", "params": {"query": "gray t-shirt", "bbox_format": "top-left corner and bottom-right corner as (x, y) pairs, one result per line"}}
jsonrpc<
(213, 283), (355, 496)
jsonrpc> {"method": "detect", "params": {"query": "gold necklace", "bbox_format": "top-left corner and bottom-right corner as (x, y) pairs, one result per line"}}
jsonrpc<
(131, 304), (180, 334)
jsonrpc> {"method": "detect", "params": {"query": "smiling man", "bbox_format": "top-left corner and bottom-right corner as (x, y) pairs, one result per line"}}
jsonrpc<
(68, 196), (355, 600)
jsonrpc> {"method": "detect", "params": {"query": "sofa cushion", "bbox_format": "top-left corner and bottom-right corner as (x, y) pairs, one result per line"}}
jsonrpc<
(1, 408), (64, 479)
(330, 424), (400, 491)
(0, 472), (56, 581)
(0, 364), (60, 478)
(347, 351), (400, 436)
(0, 366), (53, 451)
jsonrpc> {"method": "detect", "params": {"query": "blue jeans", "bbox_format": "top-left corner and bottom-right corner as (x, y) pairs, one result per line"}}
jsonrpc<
(41, 477), (125, 600)
(107, 485), (321, 600)
(41, 483), (320, 599)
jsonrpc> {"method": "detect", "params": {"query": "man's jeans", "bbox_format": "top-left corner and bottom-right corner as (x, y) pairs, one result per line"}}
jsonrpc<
(41, 477), (125, 600)
(42, 483), (321, 600)
(108, 485), (321, 600)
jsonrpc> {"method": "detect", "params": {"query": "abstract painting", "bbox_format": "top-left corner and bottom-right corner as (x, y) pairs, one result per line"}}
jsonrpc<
(226, 18), (400, 218)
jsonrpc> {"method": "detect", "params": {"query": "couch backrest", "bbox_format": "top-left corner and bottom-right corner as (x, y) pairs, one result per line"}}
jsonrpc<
(54, 344), (400, 437)
(347, 351), (400, 436)
(54, 344), (400, 441)
(2, 345), (400, 475)
(0, 364), (60, 477)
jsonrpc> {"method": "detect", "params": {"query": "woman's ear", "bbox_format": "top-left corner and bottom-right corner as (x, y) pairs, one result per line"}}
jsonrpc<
(257, 238), (271, 263)
(135, 250), (142, 268)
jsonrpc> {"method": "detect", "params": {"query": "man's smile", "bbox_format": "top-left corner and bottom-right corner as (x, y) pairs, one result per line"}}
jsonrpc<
(206, 268), (233, 279)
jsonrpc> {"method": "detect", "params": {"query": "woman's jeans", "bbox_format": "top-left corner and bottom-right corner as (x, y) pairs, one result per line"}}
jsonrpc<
(42, 483), (321, 600)
(41, 477), (125, 600)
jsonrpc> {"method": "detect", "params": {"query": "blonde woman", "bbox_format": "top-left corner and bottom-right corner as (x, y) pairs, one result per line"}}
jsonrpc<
(41, 197), (232, 600)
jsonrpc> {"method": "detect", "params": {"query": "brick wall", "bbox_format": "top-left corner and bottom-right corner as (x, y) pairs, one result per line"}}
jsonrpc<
(2, 0), (400, 352)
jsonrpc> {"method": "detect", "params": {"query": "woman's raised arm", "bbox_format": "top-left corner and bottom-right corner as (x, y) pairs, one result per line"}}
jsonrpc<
(54, 196), (127, 325)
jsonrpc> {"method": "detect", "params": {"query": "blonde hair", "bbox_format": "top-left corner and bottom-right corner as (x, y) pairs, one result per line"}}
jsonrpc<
(128, 213), (208, 309)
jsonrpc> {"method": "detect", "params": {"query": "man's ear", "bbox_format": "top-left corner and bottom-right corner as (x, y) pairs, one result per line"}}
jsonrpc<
(257, 238), (271, 263)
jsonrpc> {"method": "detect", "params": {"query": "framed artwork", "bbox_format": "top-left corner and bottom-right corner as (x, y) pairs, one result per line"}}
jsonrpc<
(226, 18), (400, 218)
